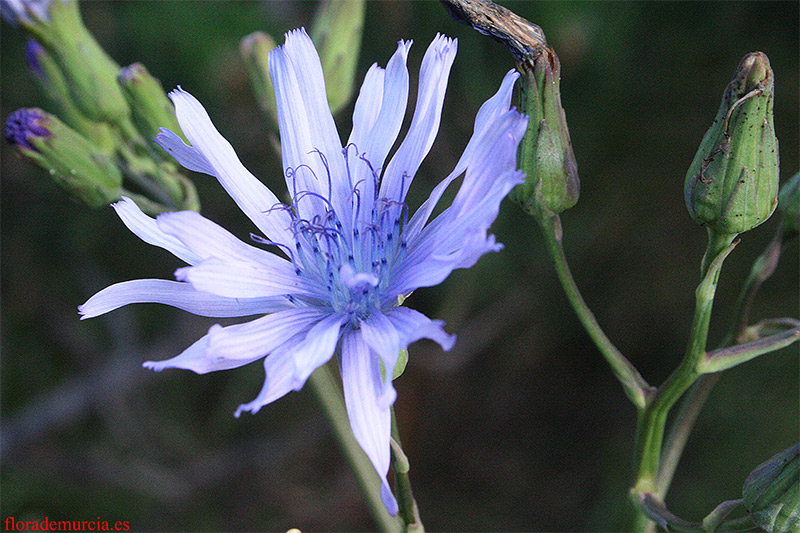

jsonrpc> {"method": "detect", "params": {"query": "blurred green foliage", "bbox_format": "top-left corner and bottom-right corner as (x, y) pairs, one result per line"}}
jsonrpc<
(1, 1), (797, 531)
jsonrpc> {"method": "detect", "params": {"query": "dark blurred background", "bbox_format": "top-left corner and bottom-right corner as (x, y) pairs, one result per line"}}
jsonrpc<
(1, 1), (798, 531)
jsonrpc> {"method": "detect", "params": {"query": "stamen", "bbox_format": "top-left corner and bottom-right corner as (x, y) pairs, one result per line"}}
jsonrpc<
(309, 148), (333, 200)
(359, 153), (382, 200)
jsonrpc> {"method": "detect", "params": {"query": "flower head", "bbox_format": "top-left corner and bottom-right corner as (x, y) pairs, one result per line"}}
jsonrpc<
(0, 0), (55, 25)
(79, 28), (527, 514)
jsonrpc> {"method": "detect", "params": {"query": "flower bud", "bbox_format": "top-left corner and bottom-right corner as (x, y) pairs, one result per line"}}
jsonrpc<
(778, 171), (800, 235)
(5, 108), (121, 207)
(509, 47), (579, 218)
(25, 39), (115, 154)
(310, 0), (365, 116)
(684, 52), (779, 236)
(240, 31), (279, 131)
(742, 443), (799, 533)
(11, 0), (131, 124)
(119, 63), (184, 147)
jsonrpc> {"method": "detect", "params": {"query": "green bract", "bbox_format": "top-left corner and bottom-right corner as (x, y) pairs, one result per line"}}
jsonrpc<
(240, 31), (280, 131)
(119, 62), (184, 148)
(25, 39), (115, 154)
(9, 109), (121, 207)
(510, 46), (579, 218)
(742, 443), (800, 532)
(684, 52), (779, 236)
(310, 0), (365, 116)
(778, 171), (800, 234)
(20, 0), (130, 124)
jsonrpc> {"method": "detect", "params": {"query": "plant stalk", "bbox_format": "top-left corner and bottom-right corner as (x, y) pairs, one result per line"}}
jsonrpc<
(308, 364), (403, 533)
(539, 214), (653, 409)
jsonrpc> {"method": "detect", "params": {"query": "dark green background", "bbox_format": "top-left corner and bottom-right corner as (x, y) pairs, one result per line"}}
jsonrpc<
(2, 1), (798, 531)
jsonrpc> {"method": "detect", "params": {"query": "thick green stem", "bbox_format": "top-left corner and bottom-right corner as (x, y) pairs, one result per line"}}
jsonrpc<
(308, 364), (403, 533)
(539, 214), (653, 408)
(658, 225), (786, 497)
(629, 233), (737, 530)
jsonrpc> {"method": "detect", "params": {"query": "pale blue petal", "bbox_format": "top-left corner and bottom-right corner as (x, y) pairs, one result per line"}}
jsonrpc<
(290, 313), (345, 388)
(78, 279), (291, 319)
(156, 210), (293, 271)
(154, 128), (215, 175)
(385, 307), (456, 351)
(379, 34), (457, 204)
(448, 113), (528, 217)
(112, 197), (201, 265)
(348, 64), (385, 149)
(206, 307), (328, 360)
(347, 40), (411, 217)
(169, 88), (294, 246)
(406, 70), (521, 239)
(175, 258), (323, 299)
(340, 330), (398, 516)
(388, 108), (527, 295)
(234, 334), (305, 417)
(143, 330), (261, 374)
(270, 29), (349, 220)
(359, 312), (400, 407)
(143, 309), (328, 377)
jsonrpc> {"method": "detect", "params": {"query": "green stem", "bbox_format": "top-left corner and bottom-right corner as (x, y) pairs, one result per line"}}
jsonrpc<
(539, 214), (653, 409)
(630, 232), (737, 530)
(307, 364), (403, 533)
(656, 372), (721, 495)
(391, 410), (424, 532)
(658, 225), (786, 497)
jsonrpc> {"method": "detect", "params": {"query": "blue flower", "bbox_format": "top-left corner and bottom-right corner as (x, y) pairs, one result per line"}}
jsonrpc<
(0, 0), (56, 25)
(79, 28), (527, 514)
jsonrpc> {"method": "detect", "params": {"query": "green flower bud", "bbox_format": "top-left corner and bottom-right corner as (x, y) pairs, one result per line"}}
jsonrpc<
(25, 39), (115, 154)
(240, 31), (280, 131)
(310, 0), (365, 116)
(119, 62), (184, 147)
(5, 108), (121, 207)
(685, 52), (779, 236)
(778, 171), (800, 235)
(509, 47), (579, 218)
(742, 443), (800, 533)
(17, 0), (130, 124)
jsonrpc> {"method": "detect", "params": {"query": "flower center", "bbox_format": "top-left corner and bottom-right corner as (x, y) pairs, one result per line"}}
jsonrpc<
(281, 148), (409, 325)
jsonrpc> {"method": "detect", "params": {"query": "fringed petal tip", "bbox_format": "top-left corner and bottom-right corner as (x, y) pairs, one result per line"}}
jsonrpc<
(167, 85), (189, 101)
(142, 361), (166, 372)
(432, 32), (457, 52)
(76, 305), (90, 320)
(233, 401), (262, 419)
(377, 383), (397, 410)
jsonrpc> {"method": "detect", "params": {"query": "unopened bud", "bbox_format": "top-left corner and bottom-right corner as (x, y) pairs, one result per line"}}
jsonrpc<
(25, 39), (115, 153)
(310, 0), (365, 115)
(509, 47), (579, 218)
(742, 443), (799, 533)
(5, 108), (121, 207)
(685, 52), (779, 236)
(240, 31), (279, 131)
(13, 0), (130, 124)
(778, 171), (800, 235)
(119, 63), (184, 147)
